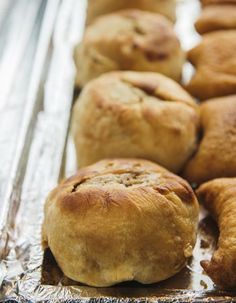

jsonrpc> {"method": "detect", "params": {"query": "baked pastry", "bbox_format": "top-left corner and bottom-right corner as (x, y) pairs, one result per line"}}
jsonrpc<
(86, 0), (176, 24)
(186, 30), (236, 100)
(42, 158), (199, 287)
(197, 178), (236, 288)
(74, 10), (185, 87)
(201, 0), (236, 5)
(195, 4), (236, 34)
(72, 71), (199, 172)
(183, 95), (236, 185)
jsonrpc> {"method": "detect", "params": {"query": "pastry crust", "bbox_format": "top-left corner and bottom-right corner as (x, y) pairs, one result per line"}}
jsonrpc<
(72, 71), (199, 172)
(183, 95), (236, 185)
(186, 30), (236, 100)
(197, 178), (236, 288)
(42, 158), (199, 287)
(195, 4), (236, 34)
(86, 0), (176, 24)
(201, 0), (236, 5)
(74, 9), (185, 87)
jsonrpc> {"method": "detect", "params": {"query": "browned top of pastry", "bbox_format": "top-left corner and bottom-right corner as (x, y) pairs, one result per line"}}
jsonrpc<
(195, 4), (236, 34)
(53, 159), (196, 214)
(87, 71), (196, 108)
(86, 0), (176, 24)
(72, 71), (199, 172)
(86, 9), (179, 63)
(74, 9), (184, 86)
(43, 158), (199, 286)
(183, 95), (236, 184)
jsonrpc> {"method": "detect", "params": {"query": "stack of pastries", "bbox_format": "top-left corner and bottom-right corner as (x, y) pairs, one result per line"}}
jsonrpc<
(42, 0), (236, 290)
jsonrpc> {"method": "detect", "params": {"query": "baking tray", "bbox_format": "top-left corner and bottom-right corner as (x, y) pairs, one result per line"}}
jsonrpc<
(1, 0), (236, 302)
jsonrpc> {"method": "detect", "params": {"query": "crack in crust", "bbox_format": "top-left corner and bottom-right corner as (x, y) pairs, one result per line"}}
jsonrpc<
(71, 171), (161, 192)
(59, 159), (197, 212)
(72, 71), (199, 171)
(120, 74), (197, 109)
(43, 158), (199, 287)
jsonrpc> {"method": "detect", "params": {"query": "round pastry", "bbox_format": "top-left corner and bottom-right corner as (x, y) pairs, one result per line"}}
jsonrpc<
(42, 158), (199, 287)
(86, 0), (176, 24)
(74, 10), (185, 87)
(72, 71), (199, 173)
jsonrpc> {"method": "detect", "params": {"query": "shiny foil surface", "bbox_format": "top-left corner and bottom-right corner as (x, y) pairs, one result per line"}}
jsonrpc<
(1, 0), (236, 302)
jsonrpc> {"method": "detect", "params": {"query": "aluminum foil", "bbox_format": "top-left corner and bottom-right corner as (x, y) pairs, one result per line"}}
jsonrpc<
(1, 0), (236, 302)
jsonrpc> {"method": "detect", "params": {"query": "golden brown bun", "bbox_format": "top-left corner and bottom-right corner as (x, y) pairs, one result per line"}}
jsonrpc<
(197, 178), (236, 288)
(201, 0), (236, 5)
(74, 10), (185, 87)
(86, 0), (176, 24)
(186, 30), (236, 100)
(183, 95), (236, 185)
(72, 71), (199, 172)
(42, 158), (199, 287)
(195, 4), (236, 34)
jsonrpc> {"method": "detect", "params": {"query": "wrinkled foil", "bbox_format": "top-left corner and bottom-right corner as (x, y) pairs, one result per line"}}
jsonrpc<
(1, 0), (236, 302)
